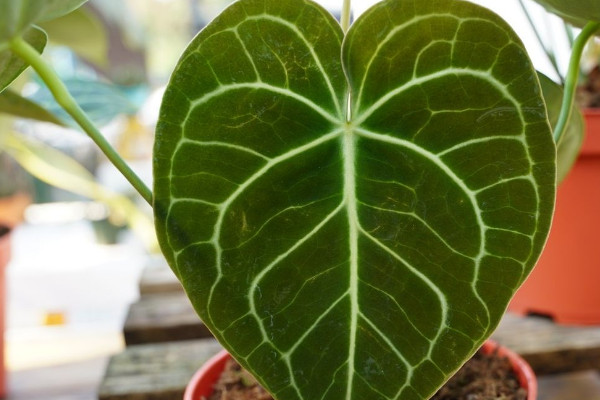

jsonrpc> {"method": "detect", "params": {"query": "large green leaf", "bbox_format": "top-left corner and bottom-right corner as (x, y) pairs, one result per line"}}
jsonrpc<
(0, 0), (88, 41)
(0, 26), (46, 93)
(537, 73), (584, 183)
(154, 0), (556, 399)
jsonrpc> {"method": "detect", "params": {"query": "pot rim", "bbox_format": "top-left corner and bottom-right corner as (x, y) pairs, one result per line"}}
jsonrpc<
(184, 340), (537, 400)
(184, 349), (230, 400)
(481, 340), (537, 400)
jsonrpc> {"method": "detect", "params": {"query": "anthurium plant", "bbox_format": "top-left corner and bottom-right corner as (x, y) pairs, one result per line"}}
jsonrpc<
(1, 0), (597, 399)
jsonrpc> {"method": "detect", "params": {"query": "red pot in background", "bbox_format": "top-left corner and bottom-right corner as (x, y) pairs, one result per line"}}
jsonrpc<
(184, 341), (537, 400)
(510, 109), (600, 324)
(0, 226), (9, 398)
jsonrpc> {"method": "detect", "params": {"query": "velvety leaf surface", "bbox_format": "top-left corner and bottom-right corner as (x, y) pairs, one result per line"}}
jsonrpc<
(0, 26), (46, 93)
(154, 0), (556, 399)
(537, 73), (583, 183)
(0, 0), (88, 40)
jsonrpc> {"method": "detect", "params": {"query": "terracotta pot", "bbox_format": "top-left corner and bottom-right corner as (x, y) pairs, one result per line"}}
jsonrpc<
(0, 226), (9, 398)
(510, 109), (600, 324)
(184, 349), (229, 400)
(184, 341), (537, 400)
(480, 341), (537, 400)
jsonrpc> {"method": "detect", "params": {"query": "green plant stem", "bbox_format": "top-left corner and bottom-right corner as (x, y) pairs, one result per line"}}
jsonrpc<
(8, 35), (153, 206)
(554, 21), (600, 143)
(341, 0), (351, 33)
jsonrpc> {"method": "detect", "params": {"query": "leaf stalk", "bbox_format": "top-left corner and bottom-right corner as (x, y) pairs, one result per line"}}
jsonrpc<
(341, 0), (351, 33)
(8, 35), (153, 206)
(554, 21), (600, 144)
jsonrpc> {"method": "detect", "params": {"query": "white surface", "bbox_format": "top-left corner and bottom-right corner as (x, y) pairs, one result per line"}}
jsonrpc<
(6, 220), (149, 370)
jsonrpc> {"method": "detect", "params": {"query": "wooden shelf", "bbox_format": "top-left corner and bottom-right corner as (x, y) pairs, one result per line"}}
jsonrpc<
(493, 313), (600, 375)
(104, 261), (600, 399)
(138, 257), (182, 295)
(100, 318), (600, 400)
(123, 292), (213, 345)
(98, 339), (222, 400)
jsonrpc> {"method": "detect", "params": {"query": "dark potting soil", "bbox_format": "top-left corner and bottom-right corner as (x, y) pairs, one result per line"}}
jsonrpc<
(206, 358), (272, 400)
(204, 348), (527, 400)
(431, 348), (527, 400)
(577, 65), (600, 108)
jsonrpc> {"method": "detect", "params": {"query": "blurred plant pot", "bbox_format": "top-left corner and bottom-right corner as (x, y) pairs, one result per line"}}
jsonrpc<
(0, 225), (10, 398)
(510, 109), (600, 324)
(183, 340), (537, 400)
(0, 193), (31, 227)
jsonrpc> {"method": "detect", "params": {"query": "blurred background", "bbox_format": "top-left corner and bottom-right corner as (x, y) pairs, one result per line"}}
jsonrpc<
(2, 1), (237, 398)
(0, 0), (594, 399)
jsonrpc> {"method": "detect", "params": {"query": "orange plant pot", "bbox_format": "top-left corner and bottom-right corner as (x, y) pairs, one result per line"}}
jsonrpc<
(510, 109), (600, 324)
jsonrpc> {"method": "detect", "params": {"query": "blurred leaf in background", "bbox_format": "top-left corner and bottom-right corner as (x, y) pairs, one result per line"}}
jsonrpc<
(0, 1), (152, 242)
(0, 131), (158, 251)
(0, 89), (65, 126)
(0, 0), (88, 39)
(29, 77), (139, 127)
(0, 27), (46, 92)
(39, 7), (109, 68)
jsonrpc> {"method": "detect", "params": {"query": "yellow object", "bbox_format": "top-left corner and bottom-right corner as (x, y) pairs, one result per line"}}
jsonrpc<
(42, 312), (66, 326)
(117, 116), (153, 159)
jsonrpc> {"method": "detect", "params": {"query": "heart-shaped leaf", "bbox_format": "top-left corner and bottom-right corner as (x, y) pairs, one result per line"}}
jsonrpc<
(0, 0), (88, 41)
(0, 26), (46, 93)
(154, 0), (556, 399)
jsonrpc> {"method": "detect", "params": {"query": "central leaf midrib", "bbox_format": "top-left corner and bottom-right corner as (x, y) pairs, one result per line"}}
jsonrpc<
(342, 121), (359, 399)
